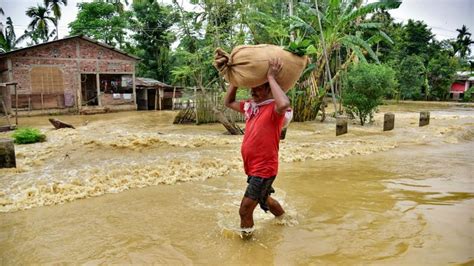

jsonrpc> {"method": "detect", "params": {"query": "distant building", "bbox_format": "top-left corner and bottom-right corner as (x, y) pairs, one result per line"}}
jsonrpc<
(450, 71), (474, 100)
(0, 35), (139, 114)
(133, 77), (184, 110)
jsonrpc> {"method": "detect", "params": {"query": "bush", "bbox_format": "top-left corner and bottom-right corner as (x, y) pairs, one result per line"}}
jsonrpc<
(463, 86), (474, 102)
(342, 63), (397, 125)
(12, 128), (46, 144)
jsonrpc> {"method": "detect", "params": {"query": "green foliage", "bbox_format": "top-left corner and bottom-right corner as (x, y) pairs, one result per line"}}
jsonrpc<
(342, 63), (396, 125)
(286, 0), (400, 117)
(132, 0), (176, 83)
(285, 38), (316, 56)
(0, 17), (20, 52)
(399, 19), (434, 63)
(68, 1), (131, 48)
(171, 46), (217, 88)
(463, 86), (474, 102)
(12, 128), (46, 144)
(397, 55), (426, 100)
(453, 25), (473, 59)
(24, 4), (56, 44)
(288, 88), (322, 122)
(239, 0), (290, 45)
(427, 52), (458, 100)
(44, 0), (68, 39)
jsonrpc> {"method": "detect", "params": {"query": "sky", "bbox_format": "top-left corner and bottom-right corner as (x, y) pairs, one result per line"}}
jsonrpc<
(0, 0), (473, 44)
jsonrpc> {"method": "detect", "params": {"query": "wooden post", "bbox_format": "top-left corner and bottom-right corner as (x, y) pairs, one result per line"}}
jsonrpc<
(172, 86), (176, 110)
(132, 72), (137, 110)
(419, 111), (430, 127)
(158, 88), (163, 110)
(96, 73), (101, 106)
(154, 88), (158, 111)
(76, 40), (81, 113)
(194, 87), (198, 124)
(0, 138), (16, 168)
(336, 117), (348, 136)
(41, 75), (44, 111)
(14, 84), (18, 126)
(0, 99), (11, 126)
(383, 113), (395, 131)
(7, 59), (13, 114)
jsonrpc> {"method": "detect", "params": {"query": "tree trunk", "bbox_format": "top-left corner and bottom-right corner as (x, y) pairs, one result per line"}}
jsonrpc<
(212, 107), (243, 135)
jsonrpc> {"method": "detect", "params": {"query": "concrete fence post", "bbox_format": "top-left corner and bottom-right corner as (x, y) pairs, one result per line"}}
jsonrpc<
(383, 113), (395, 131)
(336, 117), (348, 136)
(419, 111), (430, 127)
(0, 138), (16, 168)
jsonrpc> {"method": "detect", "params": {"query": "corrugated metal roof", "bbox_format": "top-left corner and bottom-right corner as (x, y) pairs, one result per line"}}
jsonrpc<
(132, 77), (183, 89)
(135, 77), (172, 88)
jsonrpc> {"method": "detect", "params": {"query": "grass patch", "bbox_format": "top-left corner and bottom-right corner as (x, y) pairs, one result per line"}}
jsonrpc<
(12, 128), (46, 144)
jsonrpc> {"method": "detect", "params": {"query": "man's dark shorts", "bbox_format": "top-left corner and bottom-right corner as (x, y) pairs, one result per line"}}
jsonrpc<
(244, 175), (276, 212)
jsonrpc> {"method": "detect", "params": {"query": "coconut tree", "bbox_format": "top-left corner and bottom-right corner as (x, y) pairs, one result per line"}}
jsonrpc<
(25, 4), (56, 44)
(44, 0), (67, 40)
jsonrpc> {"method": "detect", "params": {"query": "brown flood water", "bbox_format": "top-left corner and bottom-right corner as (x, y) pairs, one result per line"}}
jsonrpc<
(0, 102), (473, 265)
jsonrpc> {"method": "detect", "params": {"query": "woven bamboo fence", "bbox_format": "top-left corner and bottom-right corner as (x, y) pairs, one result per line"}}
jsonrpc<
(195, 91), (245, 125)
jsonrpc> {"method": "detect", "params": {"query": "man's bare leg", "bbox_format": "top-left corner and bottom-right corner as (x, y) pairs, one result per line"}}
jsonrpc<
(266, 196), (285, 217)
(239, 196), (258, 228)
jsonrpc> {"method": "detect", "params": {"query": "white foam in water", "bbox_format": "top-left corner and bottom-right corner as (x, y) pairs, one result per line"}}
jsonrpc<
(273, 211), (299, 227)
(1, 107), (473, 212)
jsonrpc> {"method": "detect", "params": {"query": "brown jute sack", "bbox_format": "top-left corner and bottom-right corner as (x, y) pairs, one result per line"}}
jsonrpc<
(214, 44), (308, 92)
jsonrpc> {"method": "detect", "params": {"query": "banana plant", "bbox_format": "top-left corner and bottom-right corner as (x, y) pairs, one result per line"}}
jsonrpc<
(286, 0), (401, 121)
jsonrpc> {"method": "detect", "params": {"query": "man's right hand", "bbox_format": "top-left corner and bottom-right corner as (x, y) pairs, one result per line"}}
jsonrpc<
(267, 58), (283, 81)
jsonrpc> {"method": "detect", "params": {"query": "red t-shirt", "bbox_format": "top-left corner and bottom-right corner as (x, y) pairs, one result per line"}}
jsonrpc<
(239, 100), (285, 178)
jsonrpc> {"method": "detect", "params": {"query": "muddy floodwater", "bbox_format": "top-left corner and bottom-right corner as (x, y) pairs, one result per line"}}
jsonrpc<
(0, 102), (473, 265)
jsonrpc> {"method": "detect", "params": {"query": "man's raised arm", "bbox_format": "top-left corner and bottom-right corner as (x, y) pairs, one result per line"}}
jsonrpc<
(267, 58), (290, 114)
(224, 84), (241, 112)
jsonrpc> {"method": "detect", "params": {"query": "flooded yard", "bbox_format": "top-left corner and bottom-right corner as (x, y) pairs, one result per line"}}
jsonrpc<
(0, 102), (473, 265)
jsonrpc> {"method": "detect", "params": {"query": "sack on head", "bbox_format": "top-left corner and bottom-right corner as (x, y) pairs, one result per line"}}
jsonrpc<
(214, 44), (308, 92)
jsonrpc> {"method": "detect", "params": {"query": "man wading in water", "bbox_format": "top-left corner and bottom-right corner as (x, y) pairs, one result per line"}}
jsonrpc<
(224, 58), (289, 239)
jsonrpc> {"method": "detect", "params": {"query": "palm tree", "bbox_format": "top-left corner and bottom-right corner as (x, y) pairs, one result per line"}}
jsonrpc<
(25, 4), (56, 44)
(455, 25), (473, 58)
(44, 0), (67, 40)
(0, 17), (21, 53)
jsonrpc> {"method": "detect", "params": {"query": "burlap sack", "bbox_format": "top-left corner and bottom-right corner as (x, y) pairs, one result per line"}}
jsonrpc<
(214, 44), (308, 92)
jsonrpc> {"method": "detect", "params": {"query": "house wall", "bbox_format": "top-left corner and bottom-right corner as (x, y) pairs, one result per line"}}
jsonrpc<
(0, 37), (136, 113)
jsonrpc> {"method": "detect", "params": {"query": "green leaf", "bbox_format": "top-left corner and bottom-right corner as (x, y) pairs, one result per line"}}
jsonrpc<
(305, 45), (317, 55)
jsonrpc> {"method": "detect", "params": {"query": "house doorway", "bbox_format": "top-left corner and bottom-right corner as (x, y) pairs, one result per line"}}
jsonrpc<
(147, 89), (157, 110)
(81, 74), (98, 106)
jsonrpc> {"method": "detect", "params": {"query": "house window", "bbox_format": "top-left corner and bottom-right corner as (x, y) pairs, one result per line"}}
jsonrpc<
(30, 66), (64, 94)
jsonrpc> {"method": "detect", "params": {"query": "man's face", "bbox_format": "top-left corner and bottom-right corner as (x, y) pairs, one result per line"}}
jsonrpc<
(251, 84), (270, 103)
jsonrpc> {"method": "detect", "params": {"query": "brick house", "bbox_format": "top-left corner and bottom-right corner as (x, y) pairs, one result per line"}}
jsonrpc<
(0, 35), (139, 114)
